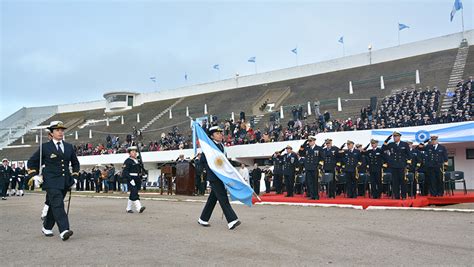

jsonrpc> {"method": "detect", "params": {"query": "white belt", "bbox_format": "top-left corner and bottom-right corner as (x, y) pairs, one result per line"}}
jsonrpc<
(129, 173), (139, 176)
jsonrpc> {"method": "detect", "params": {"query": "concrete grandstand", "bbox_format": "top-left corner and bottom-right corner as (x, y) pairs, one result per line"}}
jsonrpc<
(1, 30), (473, 187)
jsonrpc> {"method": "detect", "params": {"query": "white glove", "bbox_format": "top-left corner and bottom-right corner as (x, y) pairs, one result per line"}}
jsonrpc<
(9, 178), (12, 182)
(18, 178), (21, 182)
(130, 180), (136, 186)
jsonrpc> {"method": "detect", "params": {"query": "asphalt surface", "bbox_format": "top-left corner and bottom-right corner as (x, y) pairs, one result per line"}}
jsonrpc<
(0, 193), (473, 266)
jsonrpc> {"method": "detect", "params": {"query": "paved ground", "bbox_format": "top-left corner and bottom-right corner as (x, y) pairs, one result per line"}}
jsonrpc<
(0, 193), (473, 266)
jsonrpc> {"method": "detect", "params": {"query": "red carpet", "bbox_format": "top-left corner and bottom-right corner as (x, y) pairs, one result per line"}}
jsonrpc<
(253, 191), (474, 209)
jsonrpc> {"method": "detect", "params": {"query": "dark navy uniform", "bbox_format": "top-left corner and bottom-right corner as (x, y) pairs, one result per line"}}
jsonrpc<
(199, 141), (238, 224)
(322, 146), (339, 198)
(271, 153), (284, 194)
(381, 140), (411, 199)
(425, 143), (448, 196)
(417, 146), (429, 195)
(365, 148), (384, 198)
(193, 156), (204, 195)
(28, 139), (80, 234)
(407, 147), (421, 197)
(14, 166), (27, 195)
(283, 152), (299, 197)
(122, 158), (142, 201)
(299, 143), (324, 199)
(339, 148), (362, 198)
(0, 163), (14, 199)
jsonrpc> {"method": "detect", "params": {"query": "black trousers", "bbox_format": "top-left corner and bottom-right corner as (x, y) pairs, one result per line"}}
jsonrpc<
(305, 170), (319, 199)
(200, 179), (238, 223)
(345, 171), (357, 198)
(128, 179), (141, 201)
(427, 167), (443, 196)
(390, 168), (407, 199)
(43, 189), (70, 233)
(273, 174), (283, 194)
(284, 173), (295, 196)
(369, 170), (382, 199)
(325, 170), (336, 198)
(253, 179), (260, 195)
(1, 181), (8, 197)
(195, 174), (201, 194)
(265, 180), (271, 193)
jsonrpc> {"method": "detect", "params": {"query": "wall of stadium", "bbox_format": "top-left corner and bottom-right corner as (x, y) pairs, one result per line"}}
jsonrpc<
(77, 121), (474, 189)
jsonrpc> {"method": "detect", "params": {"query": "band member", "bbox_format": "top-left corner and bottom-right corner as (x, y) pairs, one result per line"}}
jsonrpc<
(322, 139), (339, 198)
(299, 136), (324, 200)
(339, 140), (362, 198)
(0, 158), (14, 200)
(122, 146), (146, 213)
(198, 126), (241, 230)
(27, 121), (79, 241)
(283, 145), (299, 197)
(364, 139), (384, 199)
(425, 135), (448, 197)
(416, 143), (429, 196)
(381, 131), (411, 199)
(264, 167), (272, 193)
(9, 163), (18, 196)
(271, 150), (285, 194)
(406, 141), (421, 197)
(14, 161), (27, 196)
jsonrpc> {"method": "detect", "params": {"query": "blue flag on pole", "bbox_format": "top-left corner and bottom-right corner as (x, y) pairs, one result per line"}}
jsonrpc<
(213, 64), (220, 70)
(192, 122), (254, 206)
(150, 77), (156, 82)
(338, 36), (344, 44)
(291, 48), (297, 55)
(248, 56), (256, 63)
(184, 73), (188, 81)
(450, 0), (463, 21)
(398, 23), (410, 31)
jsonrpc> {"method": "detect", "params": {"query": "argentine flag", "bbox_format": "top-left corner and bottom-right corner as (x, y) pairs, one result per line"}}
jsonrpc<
(192, 122), (254, 206)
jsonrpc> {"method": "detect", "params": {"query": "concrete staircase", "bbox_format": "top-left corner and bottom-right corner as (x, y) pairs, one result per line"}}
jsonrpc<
(140, 97), (185, 132)
(440, 39), (469, 113)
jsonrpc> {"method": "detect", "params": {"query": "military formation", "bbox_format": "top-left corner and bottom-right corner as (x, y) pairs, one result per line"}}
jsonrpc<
(0, 119), (451, 242)
(270, 131), (449, 200)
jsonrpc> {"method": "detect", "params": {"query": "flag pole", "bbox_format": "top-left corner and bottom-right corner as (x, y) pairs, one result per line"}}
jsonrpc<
(398, 24), (400, 46)
(461, 7), (465, 34)
(342, 42), (345, 57)
(255, 62), (257, 74)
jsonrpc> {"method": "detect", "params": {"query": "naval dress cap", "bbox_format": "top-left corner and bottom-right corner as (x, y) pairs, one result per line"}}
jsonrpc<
(47, 121), (67, 131)
(325, 138), (332, 142)
(347, 140), (354, 145)
(392, 131), (401, 136)
(431, 135), (438, 140)
(127, 146), (138, 152)
(208, 126), (223, 136)
(370, 139), (378, 144)
(286, 145), (293, 150)
(407, 140), (413, 144)
(2, 158), (8, 162)
(308, 136), (317, 141)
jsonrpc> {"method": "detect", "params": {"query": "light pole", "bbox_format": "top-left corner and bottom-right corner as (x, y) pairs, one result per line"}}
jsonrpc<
(368, 44), (372, 65)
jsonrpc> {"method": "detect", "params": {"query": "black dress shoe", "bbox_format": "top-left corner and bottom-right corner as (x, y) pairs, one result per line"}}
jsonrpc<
(60, 230), (73, 241)
(126, 210), (134, 213)
(139, 207), (146, 213)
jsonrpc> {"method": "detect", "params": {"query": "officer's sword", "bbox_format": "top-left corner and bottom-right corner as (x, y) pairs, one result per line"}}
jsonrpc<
(66, 189), (72, 215)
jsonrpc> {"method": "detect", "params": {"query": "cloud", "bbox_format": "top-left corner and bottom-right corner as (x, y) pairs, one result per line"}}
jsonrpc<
(16, 51), (74, 75)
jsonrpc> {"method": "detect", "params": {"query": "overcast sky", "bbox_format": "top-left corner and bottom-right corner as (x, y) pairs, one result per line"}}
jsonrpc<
(1, 0), (472, 121)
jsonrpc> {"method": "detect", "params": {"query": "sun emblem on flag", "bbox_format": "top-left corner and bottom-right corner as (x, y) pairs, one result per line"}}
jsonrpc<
(214, 156), (224, 167)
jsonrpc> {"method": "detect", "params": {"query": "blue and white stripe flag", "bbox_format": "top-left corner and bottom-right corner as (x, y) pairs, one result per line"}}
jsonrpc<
(338, 36), (344, 44)
(450, 0), (463, 21)
(213, 64), (220, 70)
(248, 56), (256, 63)
(291, 47), (298, 55)
(192, 122), (254, 206)
(184, 73), (188, 81)
(150, 76), (156, 82)
(398, 23), (409, 31)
